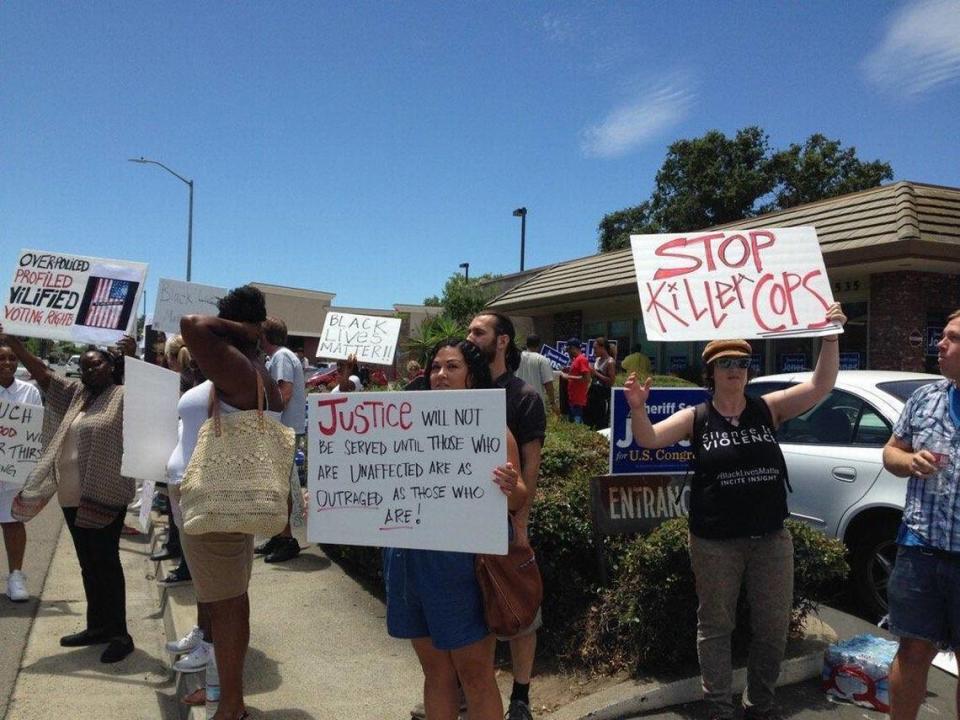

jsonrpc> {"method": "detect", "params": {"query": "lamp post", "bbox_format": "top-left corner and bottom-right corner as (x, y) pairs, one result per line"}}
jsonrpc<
(459, 262), (470, 281)
(512, 207), (527, 271)
(129, 157), (194, 281)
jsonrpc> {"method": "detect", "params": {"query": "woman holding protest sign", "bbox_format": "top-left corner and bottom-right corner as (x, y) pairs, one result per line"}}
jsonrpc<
(174, 285), (285, 720)
(385, 339), (525, 720)
(1, 324), (136, 663)
(623, 302), (846, 720)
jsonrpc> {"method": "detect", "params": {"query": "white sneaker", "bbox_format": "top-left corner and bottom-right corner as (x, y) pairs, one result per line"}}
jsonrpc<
(165, 624), (203, 655)
(6, 570), (28, 602)
(173, 641), (212, 673)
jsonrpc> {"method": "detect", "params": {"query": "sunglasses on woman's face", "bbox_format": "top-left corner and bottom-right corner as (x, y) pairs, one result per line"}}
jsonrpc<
(715, 357), (751, 369)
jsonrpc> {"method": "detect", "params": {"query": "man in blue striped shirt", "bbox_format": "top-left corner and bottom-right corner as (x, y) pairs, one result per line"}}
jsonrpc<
(883, 309), (960, 720)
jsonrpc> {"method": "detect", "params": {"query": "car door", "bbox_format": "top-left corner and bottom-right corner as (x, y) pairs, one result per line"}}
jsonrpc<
(748, 384), (888, 537)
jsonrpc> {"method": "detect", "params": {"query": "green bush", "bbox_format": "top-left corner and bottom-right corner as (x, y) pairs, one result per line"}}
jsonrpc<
(579, 518), (849, 674)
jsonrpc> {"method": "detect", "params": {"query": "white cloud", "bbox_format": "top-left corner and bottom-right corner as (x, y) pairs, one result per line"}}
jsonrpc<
(581, 80), (694, 159)
(863, 0), (960, 96)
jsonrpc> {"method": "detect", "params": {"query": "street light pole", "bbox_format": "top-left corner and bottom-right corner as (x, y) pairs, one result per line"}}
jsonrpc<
(512, 207), (527, 271)
(129, 157), (195, 281)
(459, 262), (470, 281)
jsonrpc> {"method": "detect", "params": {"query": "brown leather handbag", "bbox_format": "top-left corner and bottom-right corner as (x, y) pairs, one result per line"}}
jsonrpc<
(475, 514), (543, 636)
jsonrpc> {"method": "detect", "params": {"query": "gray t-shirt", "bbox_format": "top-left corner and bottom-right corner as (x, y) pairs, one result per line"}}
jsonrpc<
(516, 350), (555, 403)
(267, 346), (306, 434)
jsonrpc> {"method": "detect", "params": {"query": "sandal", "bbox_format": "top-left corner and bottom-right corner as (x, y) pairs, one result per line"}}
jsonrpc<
(182, 686), (220, 705)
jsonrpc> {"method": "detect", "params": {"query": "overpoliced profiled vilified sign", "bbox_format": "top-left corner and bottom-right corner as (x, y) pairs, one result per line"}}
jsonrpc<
(0, 400), (44, 487)
(316, 311), (402, 366)
(630, 227), (840, 341)
(3, 249), (147, 344)
(306, 389), (508, 554)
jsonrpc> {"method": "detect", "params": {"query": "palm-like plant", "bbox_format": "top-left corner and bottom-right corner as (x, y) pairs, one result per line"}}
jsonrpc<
(404, 315), (466, 365)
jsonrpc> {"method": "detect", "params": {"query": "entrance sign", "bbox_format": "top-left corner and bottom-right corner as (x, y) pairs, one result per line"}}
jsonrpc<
(631, 227), (839, 341)
(609, 387), (708, 475)
(306, 389), (508, 554)
(590, 475), (690, 535)
(3, 249), (146, 344)
(153, 278), (225, 334)
(0, 400), (44, 487)
(316, 311), (402, 366)
(121, 358), (180, 483)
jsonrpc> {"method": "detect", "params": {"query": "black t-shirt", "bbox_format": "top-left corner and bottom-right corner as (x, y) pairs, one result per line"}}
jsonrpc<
(688, 396), (788, 540)
(493, 372), (546, 450)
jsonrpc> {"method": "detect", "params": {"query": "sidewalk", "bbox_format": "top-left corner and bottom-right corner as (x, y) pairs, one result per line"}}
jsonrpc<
(4, 515), (176, 720)
(158, 520), (423, 720)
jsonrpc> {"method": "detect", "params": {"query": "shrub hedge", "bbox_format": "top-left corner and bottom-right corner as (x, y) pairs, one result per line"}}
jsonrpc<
(322, 394), (849, 674)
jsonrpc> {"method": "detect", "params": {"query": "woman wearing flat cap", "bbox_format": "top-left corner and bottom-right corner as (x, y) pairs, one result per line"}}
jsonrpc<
(624, 302), (846, 720)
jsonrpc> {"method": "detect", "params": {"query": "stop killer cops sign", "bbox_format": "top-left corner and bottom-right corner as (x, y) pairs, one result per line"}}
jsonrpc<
(609, 387), (709, 475)
(306, 389), (508, 554)
(630, 227), (841, 341)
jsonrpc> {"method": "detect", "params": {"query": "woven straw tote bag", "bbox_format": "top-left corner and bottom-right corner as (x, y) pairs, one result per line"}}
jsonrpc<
(180, 373), (295, 536)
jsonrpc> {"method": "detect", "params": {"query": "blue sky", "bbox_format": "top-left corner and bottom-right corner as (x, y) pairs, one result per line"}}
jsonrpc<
(2, 1), (958, 313)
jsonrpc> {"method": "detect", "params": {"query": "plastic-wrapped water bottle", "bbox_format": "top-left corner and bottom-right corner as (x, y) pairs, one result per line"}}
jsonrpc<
(822, 634), (898, 712)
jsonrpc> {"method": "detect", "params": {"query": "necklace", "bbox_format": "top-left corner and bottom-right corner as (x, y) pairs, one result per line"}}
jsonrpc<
(712, 400), (745, 424)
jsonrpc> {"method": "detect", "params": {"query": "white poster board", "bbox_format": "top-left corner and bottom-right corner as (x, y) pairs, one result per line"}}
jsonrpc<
(630, 227), (841, 341)
(121, 358), (180, 483)
(152, 278), (225, 335)
(306, 389), (507, 554)
(3, 249), (147, 344)
(316, 311), (402, 366)
(0, 400), (44, 487)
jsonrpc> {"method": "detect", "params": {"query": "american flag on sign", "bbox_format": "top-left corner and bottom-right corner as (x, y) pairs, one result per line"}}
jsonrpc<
(81, 277), (132, 329)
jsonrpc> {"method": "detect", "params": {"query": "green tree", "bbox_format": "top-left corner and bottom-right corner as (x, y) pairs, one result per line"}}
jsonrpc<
(596, 202), (658, 253)
(422, 273), (501, 328)
(404, 315), (467, 365)
(597, 127), (893, 252)
(765, 133), (893, 211)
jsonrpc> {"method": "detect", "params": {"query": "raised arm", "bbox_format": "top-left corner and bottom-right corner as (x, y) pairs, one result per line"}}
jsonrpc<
(180, 315), (261, 407)
(763, 303), (847, 427)
(0, 324), (52, 391)
(624, 373), (696, 448)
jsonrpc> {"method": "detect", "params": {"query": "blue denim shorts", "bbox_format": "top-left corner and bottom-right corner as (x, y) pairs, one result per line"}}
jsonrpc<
(383, 547), (489, 651)
(887, 545), (960, 650)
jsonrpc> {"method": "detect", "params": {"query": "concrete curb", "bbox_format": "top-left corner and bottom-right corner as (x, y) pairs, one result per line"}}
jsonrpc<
(150, 519), (206, 720)
(546, 650), (824, 720)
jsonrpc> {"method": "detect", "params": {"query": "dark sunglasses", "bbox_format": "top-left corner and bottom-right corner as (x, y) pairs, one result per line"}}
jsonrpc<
(715, 357), (751, 369)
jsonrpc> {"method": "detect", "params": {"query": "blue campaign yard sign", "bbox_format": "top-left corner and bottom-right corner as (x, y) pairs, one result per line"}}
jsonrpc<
(839, 352), (861, 370)
(927, 327), (943, 357)
(780, 353), (808, 372)
(539, 344), (570, 370)
(609, 387), (709, 475)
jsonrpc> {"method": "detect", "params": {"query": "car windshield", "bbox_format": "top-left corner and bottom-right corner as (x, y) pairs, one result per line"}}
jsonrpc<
(876, 379), (938, 403)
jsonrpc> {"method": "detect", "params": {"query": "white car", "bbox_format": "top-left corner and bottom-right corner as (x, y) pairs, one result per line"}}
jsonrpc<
(746, 370), (939, 618)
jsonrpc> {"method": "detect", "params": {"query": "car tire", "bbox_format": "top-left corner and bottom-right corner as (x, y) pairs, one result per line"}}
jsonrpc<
(849, 517), (900, 621)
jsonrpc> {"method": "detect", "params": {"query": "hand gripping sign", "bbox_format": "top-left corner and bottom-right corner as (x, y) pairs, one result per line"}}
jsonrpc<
(631, 227), (841, 341)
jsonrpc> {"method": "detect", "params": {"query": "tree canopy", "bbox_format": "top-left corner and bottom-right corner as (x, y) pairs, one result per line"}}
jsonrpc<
(422, 272), (501, 328)
(597, 127), (893, 252)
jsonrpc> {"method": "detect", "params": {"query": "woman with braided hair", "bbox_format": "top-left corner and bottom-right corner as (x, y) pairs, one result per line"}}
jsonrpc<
(0, 325), (136, 663)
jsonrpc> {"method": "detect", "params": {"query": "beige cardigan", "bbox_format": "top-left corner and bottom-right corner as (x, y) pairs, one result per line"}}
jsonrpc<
(14, 375), (134, 528)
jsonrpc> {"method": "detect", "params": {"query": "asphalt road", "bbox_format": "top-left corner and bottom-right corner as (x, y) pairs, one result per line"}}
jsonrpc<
(0, 504), (63, 720)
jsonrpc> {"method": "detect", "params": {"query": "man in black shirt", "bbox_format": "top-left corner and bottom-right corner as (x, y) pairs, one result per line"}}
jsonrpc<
(468, 312), (546, 720)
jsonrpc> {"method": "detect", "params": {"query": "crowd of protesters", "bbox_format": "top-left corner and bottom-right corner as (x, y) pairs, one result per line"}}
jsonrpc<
(2, 298), (959, 720)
